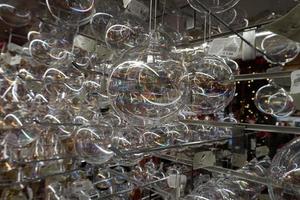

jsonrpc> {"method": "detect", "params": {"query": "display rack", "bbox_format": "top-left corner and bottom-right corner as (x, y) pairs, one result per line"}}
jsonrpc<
(0, 1), (299, 199)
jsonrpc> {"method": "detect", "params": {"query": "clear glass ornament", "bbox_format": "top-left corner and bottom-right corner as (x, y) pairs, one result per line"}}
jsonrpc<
(187, 0), (241, 14)
(186, 55), (235, 114)
(107, 35), (187, 126)
(105, 13), (147, 50)
(269, 137), (300, 200)
(254, 82), (294, 117)
(261, 34), (300, 65)
(45, 0), (95, 26)
(112, 126), (144, 166)
(75, 123), (115, 165)
(0, 4), (31, 27)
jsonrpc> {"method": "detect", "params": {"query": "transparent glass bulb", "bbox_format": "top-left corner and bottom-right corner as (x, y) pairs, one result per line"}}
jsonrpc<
(90, 12), (113, 43)
(261, 34), (300, 65)
(45, 0), (95, 26)
(142, 126), (172, 148)
(165, 122), (190, 143)
(80, 80), (109, 111)
(75, 123), (115, 164)
(271, 94), (295, 118)
(186, 55), (235, 114)
(4, 114), (38, 148)
(187, 0), (241, 14)
(105, 13), (146, 50)
(269, 137), (300, 200)
(112, 126), (144, 166)
(29, 38), (70, 66)
(0, 4), (31, 27)
(1, 187), (29, 200)
(254, 82), (291, 116)
(217, 113), (238, 137)
(218, 8), (249, 33)
(224, 57), (240, 75)
(107, 39), (187, 126)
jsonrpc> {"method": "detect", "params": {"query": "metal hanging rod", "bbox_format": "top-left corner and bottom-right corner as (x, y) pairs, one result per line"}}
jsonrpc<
(14, 68), (294, 89)
(98, 176), (169, 199)
(108, 168), (173, 199)
(158, 154), (193, 166)
(119, 133), (257, 155)
(25, 119), (300, 136)
(12, 156), (78, 165)
(121, 137), (231, 155)
(234, 71), (292, 81)
(0, 168), (80, 187)
(202, 165), (300, 194)
(181, 120), (300, 135)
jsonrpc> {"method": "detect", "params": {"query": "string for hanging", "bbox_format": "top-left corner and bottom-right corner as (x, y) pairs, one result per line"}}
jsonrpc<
(154, 0), (158, 31)
(161, 0), (167, 25)
(149, 0), (153, 33)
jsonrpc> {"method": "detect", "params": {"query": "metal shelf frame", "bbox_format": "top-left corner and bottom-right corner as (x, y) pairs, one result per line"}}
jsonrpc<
(181, 120), (300, 135)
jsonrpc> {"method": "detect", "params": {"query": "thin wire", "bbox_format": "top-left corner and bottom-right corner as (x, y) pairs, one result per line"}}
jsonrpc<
(161, 0), (167, 25)
(208, 11), (211, 42)
(203, 14), (207, 44)
(154, 0), (158, 31)
(8, 28), (12, 47)
(149, 0), (153, 33)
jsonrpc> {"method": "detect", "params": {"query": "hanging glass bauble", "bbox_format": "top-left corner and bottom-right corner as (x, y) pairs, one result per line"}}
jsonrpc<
(186, 55), (235, 114)
(107, 34), (187, 126)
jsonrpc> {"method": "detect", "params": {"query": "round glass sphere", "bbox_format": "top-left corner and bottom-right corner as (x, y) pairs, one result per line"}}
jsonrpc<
(187, 0), (241, 14)
(105, 13), (146, 50)
(4, 114), (38, 148)
(45, 0), (95, 26)
(224, 57), (240, 75)
(261, 34), (300, 65)
(107, 40), (187, 126)
(0, 4), (31, 27)
(185, 182), (223, 200)
(217, 113), (238, 137)
(186, 55), (235, 114)
(164, 121), (191, 144)
(80, 80), (109, 111)
(100, 111), (122, 127)
(89, 0), (122, 43)
(254, 83), (290, 116)
(29, 38), (70, 66)
(90, 12), (113, 43)
(269, 137), (300, 200)
(75, 123), (115, 164)
(218, 8), (249, 33)
(142, 126), (172, 148)
(112, 126), (144, 166)
(272, 94), (295, 118)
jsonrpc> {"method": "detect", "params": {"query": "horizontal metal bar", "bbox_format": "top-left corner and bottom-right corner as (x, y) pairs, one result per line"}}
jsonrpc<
(12, 156), (77, 165)
(122, 137), (231, 155)
(158, 154), (193, 166)
(108, 169), (173, 199)
(181, 120), (300, 134)
(203, 166), (270, 185)
(0, 168), (80, 187)
(234, 71), (292, 81)
(98, 176), (169, 199)
(119, 132), (256, 154)
(202, 166), (300, 194)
